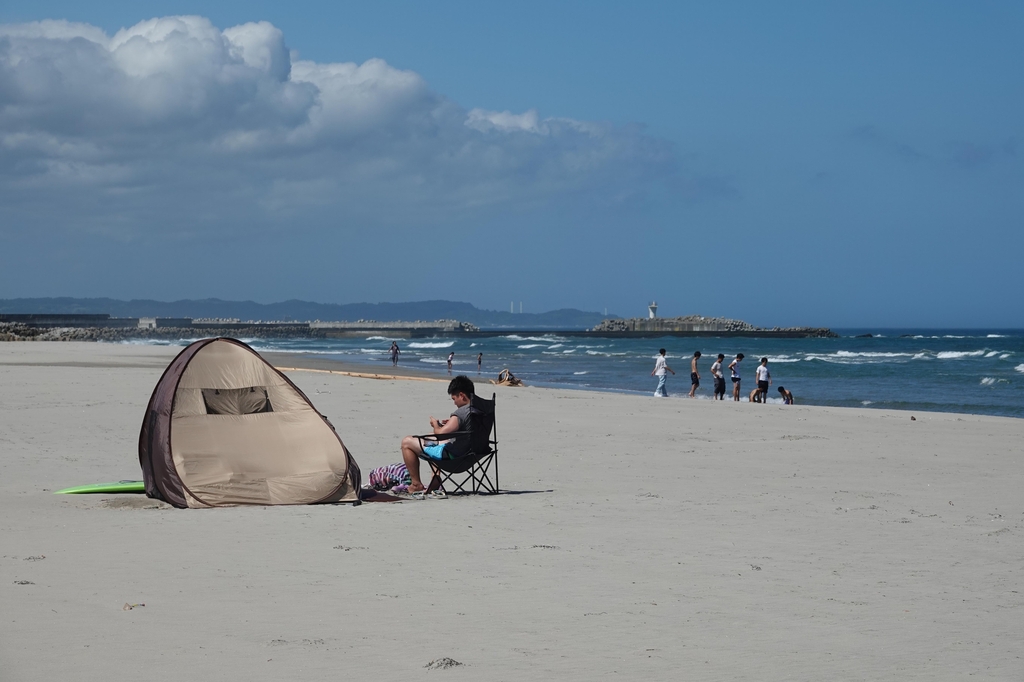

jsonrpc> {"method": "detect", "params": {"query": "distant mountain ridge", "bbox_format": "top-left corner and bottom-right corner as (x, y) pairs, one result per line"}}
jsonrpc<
(0, 298), (617, 330)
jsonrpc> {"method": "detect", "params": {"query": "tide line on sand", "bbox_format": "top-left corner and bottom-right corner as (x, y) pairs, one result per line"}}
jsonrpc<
(275, 366), (446, 382)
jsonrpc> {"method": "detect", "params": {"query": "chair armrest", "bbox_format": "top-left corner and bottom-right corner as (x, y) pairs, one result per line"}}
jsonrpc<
(413, 430), (471, 441)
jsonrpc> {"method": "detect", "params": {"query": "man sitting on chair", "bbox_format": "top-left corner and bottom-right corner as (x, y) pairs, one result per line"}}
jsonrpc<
(401, 375), (474, 493)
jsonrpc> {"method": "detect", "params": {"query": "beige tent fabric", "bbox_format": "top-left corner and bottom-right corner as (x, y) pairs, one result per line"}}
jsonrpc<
(167, 339), (357, 507)
(176, 341), (285, 391)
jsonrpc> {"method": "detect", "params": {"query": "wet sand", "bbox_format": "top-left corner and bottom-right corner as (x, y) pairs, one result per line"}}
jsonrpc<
(2, 342), (1022, 681)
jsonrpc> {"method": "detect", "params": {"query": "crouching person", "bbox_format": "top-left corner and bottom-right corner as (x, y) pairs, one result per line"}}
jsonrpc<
(400, 375), (474, 493)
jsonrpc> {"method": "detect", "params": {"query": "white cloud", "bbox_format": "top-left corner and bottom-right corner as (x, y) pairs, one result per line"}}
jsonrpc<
(466, 108), (546, 134)
(0, 16), (674, 236)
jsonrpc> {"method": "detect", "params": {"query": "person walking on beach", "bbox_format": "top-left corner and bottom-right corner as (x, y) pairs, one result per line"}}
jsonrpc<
(651, 348), (675, 397)
(477, 352), (483, 374)
(447, 351), (455, 375)
(688, 351), (702, 398)
(389, 341), (401, 367)
(755, 357), (772, 404)
(777, 386), (794, 404)
(729, 353), (744, 401)
(711, 353), (726, 400)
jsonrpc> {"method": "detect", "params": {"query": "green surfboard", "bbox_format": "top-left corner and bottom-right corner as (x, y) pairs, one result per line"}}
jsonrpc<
(54, 480), (146, 495)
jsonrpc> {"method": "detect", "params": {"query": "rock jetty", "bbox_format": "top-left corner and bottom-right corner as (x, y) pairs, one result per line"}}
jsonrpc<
(591, 315), (837, 338)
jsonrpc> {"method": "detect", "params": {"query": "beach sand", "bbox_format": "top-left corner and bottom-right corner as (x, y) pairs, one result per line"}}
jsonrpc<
(2, 342), (1022, 680)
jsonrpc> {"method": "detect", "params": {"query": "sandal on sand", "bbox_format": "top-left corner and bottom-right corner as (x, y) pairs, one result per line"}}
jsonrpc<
(391, 489), (426, 500)
(427, 490), (448, 499)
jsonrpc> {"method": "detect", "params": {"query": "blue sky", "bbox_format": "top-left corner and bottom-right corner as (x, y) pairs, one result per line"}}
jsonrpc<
(1, 1), (1021, 327)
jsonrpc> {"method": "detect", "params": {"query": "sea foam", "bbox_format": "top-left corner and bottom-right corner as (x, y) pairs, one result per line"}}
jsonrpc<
(408, 341), (455, 349)
(805, 350), (914, 364)
(503, 334), (569, 343)
(835, 351), (914, 358)
(936, 350), (985, 359)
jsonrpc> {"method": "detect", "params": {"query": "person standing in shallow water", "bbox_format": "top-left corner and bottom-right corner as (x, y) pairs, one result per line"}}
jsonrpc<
(688, 351), (702, 398)
(447, 351), (455, 375)
(755, 357), (772, 404)
(651, 348), (675, 397)
(728, 353), (744, 402)
(711, 353), (726, 400)
(389, 341), (400, 367)
(477, 352), (482, 374)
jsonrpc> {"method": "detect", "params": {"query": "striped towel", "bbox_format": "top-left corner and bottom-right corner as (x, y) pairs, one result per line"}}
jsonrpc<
(367, 463), (411, 491)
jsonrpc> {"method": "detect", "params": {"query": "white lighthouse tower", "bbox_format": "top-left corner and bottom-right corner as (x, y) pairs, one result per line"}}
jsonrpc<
(648, 301), (658, 319)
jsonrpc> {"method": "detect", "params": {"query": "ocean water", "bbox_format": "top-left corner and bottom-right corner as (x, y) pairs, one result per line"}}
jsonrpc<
(134, 329), (1024, 419)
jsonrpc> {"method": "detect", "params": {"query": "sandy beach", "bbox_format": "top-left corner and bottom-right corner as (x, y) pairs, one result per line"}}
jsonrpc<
(2, 342), (1022, 681)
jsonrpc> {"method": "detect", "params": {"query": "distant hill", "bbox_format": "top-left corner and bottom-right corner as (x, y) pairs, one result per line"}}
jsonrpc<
(0, 298), (617, 330)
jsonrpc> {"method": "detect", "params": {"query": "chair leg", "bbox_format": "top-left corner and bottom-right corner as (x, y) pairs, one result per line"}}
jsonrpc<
(425, 461), (451, 494)
(424, 455), (500, 495)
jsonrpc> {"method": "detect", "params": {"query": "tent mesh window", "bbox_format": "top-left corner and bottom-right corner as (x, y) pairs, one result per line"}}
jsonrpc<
(201, 387), (274, 415)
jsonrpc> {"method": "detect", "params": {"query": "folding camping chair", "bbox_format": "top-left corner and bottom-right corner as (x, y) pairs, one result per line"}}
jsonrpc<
(415, 393), (498, 495)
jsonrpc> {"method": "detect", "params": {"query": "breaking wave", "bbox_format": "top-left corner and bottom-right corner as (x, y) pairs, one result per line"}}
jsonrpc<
(835, 351), (915, 358)
(503, 335), (570, 343)
(408, 341), (455, 349)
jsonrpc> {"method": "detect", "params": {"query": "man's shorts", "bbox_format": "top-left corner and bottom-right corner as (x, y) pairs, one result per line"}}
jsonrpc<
(691, 372), (700, 386)
(422, 442), (451, 460)
(714, 377), (726, 394)
(758, 380), (770, 391)
(732, 377), (741, 384)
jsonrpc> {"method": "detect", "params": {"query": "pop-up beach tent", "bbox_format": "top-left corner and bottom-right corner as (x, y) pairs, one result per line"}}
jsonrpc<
(139, 338), (361, 508)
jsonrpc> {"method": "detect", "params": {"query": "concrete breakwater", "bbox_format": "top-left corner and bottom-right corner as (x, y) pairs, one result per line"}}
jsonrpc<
(0, 319), (479, 337)
(1, 313), (837, 341)
(592, 315), (838, 338)
(0, 323), (310, 342)
(2, 322), (838, 342)
(0, 317), (479, 342)
(0, 324), (475, 342)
